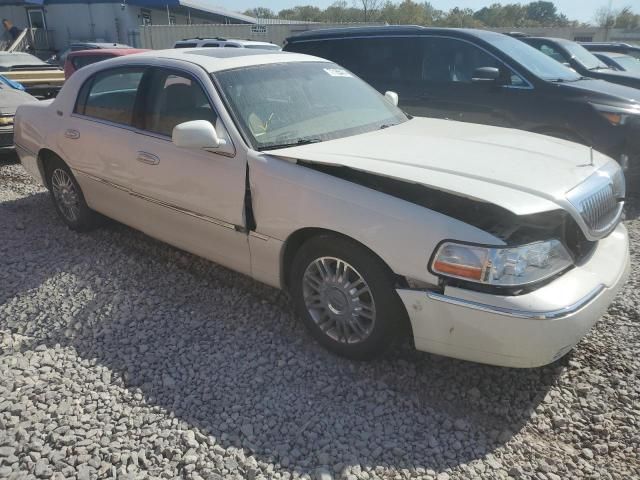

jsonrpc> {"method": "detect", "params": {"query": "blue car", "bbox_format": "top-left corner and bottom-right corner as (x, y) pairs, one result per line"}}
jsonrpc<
(0, 75), (25, 91)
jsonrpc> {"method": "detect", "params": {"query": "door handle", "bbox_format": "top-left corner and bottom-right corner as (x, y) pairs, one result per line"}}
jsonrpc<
(64, 129), (80, 140)
(136, 151), (160, 166)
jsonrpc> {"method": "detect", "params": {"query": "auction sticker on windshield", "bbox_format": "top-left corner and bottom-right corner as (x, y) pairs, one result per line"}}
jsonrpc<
(324, 68), (352, 77)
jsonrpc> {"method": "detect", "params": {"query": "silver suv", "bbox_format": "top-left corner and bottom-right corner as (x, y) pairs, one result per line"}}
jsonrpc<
(173, 37), (280, 50)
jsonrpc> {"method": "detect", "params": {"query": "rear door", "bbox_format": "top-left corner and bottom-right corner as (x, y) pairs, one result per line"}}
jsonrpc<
(60, 66), (147, 223)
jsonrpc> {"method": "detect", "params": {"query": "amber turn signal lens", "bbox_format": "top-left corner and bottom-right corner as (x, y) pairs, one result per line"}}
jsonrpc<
(433, 260), (483, 281)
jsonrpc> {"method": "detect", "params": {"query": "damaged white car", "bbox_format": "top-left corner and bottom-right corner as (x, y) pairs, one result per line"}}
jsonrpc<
(14, 49), (630, 367)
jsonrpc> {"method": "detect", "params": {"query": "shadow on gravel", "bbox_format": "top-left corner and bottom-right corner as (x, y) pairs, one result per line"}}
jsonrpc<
(0, 191), (562, 475)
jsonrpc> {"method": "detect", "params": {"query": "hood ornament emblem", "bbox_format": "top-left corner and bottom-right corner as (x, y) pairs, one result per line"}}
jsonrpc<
(578, 146), (595, 167)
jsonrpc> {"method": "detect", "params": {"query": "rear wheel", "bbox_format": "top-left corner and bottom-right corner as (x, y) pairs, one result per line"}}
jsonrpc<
(289, 234), (407, 359)
(45, 157), (98, 231)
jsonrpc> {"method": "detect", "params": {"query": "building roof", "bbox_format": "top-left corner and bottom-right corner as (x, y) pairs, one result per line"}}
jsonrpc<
(3, 1), (258, 24)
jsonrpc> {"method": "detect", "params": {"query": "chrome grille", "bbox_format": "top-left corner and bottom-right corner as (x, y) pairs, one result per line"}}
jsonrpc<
(579, 184), (619, 232)
(566, 163), (625, 240)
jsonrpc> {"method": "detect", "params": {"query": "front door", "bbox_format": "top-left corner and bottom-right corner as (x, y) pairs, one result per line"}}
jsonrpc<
(401, 36), (531, 129)
(123, 67), (250, 274)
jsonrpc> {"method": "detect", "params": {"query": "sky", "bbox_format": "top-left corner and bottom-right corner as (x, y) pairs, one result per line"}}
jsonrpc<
(222, 0), (639, 24)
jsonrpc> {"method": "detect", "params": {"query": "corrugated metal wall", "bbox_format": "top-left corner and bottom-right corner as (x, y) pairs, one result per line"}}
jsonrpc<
(139, 23), (378, 49)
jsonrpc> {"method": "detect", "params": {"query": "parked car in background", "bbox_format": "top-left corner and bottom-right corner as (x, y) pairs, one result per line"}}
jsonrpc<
(51, 42), (134, 67)
(14, 49), (630, 368)
(0, 82), (37, 152)
(581, 42), (640, 60)
(592, 51), (640, 75)
(64, 48), (148, 79)
(0, 52), (64, 99)
(173, 37), (281, 50)
(284, 26), (640, 185)
(517, 37), (640, 90)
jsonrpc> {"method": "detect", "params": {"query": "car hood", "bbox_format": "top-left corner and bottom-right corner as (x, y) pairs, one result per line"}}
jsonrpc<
(564, 78), (640, 106)
(0, 87), (37, 115)
(268, 117), (614, 216)
(590, 68), (640, 87)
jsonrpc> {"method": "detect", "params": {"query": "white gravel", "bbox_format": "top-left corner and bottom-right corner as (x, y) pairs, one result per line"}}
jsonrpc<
(1, 154), (639, 480)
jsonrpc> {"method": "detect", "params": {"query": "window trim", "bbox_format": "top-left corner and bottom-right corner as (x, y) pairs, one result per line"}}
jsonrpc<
(72, 64), (237, 158)
(288, 34), (535, 90)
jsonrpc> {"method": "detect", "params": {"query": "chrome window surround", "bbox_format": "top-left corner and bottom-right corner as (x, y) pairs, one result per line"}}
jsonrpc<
(70, 63), (237, 157)
(566, 162), (625, 240)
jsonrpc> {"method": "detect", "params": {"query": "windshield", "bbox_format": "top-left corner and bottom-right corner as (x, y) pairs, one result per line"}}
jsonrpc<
(561, 40), (608, 70)
(613, 54), (640, 73)
(0, 53), (47, 70)
(214, 61), (408, 150)
(489, 34), (580, 82)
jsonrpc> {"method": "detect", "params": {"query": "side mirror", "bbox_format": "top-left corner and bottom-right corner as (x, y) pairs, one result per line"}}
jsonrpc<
(172, 120), (226, 149)
(471, 67), (500, 83)
(384, 90), (399, 106)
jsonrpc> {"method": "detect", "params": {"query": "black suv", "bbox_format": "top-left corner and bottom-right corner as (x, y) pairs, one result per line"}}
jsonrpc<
(517, 36), (640, 90)
(284, 26), (640, 184)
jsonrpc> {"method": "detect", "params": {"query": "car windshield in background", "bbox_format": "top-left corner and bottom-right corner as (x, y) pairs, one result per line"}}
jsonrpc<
(489, 34), (581, 82)
(0, 53), (48, 70)
(214, 62), (408, 150)
(561, 40), (608, 70)
(612, 54), (640, 73)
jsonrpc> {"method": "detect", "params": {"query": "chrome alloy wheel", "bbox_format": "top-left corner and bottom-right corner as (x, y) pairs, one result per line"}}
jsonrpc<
(51, 168), (80, 222)
(302, 256), (376, 344)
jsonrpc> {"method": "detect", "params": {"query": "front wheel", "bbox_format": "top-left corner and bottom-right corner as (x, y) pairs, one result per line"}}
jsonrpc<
(289, 235), (408, 359)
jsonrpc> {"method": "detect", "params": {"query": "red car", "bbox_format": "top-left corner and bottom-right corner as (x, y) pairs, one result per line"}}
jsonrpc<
(64, 48), (148, 79)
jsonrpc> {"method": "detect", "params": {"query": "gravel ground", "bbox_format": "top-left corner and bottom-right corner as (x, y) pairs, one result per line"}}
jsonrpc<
(0, 154), (638, 480)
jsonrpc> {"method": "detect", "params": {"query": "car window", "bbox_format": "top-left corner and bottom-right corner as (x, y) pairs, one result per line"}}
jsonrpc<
(311, 37), (422, 91)
(421, 37), (523, 86)
(538, 43), (569, 64)
(71, 54), (114, 71)
(560, 40), (608, 70)
(224, 44), (240, 48)
(75, 67), (145, 125)
(202, 43), (219, 47)
(175, 43), (197, 48)
(143, 69), (217, 137)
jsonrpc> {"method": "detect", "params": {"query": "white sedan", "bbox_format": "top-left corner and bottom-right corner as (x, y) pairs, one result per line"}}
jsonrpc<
(14, 48), (630, 367)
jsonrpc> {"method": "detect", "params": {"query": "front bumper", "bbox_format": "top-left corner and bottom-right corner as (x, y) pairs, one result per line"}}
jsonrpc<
(398, 223), (630, 368)
(0, 126), (13, 150)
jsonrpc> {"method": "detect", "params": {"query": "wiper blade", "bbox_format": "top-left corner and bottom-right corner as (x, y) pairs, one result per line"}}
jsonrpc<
(379, 123), (398, 129)
(260, 138), (322, 151)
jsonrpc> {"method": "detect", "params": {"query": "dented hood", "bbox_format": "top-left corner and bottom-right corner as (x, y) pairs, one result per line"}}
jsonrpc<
(268, 117), (613, 216)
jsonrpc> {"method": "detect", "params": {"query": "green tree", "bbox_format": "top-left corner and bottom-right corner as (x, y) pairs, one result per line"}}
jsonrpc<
(243, 7), (276, 19)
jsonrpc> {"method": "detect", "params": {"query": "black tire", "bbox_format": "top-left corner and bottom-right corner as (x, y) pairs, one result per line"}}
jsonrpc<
(44, 156), (98, 231)
(289, 234), (408, 360)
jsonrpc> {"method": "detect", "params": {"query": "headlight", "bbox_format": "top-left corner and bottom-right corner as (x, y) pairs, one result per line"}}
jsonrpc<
(430, 240), (573, 287)
(592, 103), (640, 126)
(0, 116), (14, 126)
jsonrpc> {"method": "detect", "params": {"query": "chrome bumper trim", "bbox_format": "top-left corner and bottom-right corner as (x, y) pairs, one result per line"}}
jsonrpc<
(426, 284), (605, 320)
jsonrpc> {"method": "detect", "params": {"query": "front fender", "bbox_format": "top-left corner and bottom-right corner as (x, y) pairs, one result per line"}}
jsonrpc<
(248, 154), (503, 288)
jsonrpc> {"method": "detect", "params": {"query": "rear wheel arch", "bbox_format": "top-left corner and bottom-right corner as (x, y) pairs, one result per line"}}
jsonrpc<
(38, 148), (66, 186)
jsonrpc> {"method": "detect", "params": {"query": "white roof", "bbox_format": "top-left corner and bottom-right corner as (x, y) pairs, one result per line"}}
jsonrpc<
(132, 48), (328, 72)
